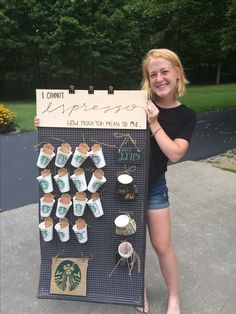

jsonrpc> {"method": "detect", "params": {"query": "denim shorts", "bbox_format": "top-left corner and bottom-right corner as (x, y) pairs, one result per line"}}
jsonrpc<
(147, 174), (170, 210)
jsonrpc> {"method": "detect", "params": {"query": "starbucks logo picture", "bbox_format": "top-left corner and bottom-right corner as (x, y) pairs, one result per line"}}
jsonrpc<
(40, 155), (50, 165)
(74, 155), (85, 164)
(58, 206), (67, 216)
(56, 154), (67, 165)
(58, 231), (65, 239)
(40, 229), (48, 239)
(74, 179), (82, 190)
(76, 230), (86, 241)
(91, 155), (101, 166)
(57, 179), (65, 190)
(55, 260), (81, 291)
(75, 203), (83, 215)
(41, 204), (51, 213)
(92, 182), (102, 191)
(39, 179), (49, 190)
(89, 204), (97, 214)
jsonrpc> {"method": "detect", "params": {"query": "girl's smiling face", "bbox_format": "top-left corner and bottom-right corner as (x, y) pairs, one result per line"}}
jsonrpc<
(147, 57), (180, 99)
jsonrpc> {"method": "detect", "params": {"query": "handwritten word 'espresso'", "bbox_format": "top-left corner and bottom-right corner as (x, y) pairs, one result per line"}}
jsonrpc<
(42, 102), (143, 117)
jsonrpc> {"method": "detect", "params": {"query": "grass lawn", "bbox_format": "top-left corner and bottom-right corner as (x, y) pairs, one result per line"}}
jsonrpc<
(2, 100), (36, 132)
(2, 83), (236, 132)
(179, 83), (236, 112)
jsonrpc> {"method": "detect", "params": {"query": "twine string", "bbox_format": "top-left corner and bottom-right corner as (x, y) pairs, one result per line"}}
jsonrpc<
(108, 249), (141, 279)
(88, 138), (116, 148)
(114, 132), (139, 150)
(117, 165), (136, 176)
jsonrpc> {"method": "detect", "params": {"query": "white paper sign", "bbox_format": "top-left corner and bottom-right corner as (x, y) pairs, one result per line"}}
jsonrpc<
(36, 89), (147, 129)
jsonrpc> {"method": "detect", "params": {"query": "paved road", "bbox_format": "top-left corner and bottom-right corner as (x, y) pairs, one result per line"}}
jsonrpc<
(0, 108), (235, 211)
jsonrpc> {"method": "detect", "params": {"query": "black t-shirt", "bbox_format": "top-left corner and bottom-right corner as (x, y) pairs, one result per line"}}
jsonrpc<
(149, 104), (196, 182)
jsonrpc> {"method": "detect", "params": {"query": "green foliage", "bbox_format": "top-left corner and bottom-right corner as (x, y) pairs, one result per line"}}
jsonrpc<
(0, 0), (236, 99)
(221, 0), (236, 54)
(0, 103), (17, 134)
(180, 83), (236, 112)
(3, 101), (36, 132)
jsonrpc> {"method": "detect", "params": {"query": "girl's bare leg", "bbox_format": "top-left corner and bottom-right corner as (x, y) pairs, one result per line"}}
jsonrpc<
(146, 208), (180, 314)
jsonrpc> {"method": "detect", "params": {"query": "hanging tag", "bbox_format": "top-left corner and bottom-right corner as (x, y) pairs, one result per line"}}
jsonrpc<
(116, 148), (142, 164)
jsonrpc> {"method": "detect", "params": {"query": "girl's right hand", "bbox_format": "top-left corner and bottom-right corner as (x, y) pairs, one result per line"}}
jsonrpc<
(34, 116), (40, 128)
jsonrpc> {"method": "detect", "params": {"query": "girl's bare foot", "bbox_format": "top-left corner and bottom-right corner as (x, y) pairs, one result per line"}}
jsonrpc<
(136, 290), (149, 313)
(136, 302), (149, 314)
(166, 297), (180, 314)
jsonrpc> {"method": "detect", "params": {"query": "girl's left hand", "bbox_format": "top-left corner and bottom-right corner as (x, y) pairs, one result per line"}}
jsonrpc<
(146, 99), (159, 125)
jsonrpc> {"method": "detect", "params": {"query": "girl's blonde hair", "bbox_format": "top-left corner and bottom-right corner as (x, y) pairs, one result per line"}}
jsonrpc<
(141, 48), (189, 97)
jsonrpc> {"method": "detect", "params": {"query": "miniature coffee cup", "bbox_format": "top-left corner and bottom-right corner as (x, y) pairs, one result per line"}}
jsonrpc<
(87, 169), (106, 193)
(54, 168), (70, 193)
(54, 218), (70, 242)
(87, 193), (104, 218)
(55, 143), (72, 168)
(40, 193), (55, 217)
(37, 144), (55, 168)
(55, 193), (72, 218)
(88, 144), (106, 168)
(72, 218), (88, 243)
(73, 192), (88, 216)
(114, 214), (136, 236)
(115, 174), (137, 201)
(39, 217), (53, 242)
(118, 242), (133, 259)
(37, 169), (53, 193)
(71, 143), (89, 168)
(70, 168), (87, 192)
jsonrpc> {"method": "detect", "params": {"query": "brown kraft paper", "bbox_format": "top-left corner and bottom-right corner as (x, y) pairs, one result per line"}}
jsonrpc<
(50, 257), (88, 296)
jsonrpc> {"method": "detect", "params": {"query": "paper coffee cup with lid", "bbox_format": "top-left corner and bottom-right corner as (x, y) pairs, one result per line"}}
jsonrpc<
(87, 192), (104, 218)
(37, 143), (55, 168)
(71, 143), (89, 168)
(73, 192), (88, 216)
(72, 218), (88, 243)
(39, 217), (54, 242)
(70, 168), (87, 192)
(87, 169), (106, 193)
(118, 241), (133, 259)
(55, 143), (72, 168)
(37, 169), (53, 193)
(55, 193), (72, 218)
(54, 217), (70, 242)
(114, 214), (136, 236)
(54, 168), (70, 193)
(40, 193), (55, 217)
(89, 144), (106, 168)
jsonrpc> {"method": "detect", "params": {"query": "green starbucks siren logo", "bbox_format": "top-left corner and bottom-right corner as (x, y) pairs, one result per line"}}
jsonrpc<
(74, 179), (82, 190)
(92, 182), (102, 191)
(89, 204), (98, 214)
(41, 204), (51, 213)
(55, 260), (81, 291)
(91, 155), (101, 166)
(58, 206), (67, 216)
(57, 179), (65, 190)
(75, 203), (83, 215)
(41, 229), (48, 239)
(40, 155), (50, 166)
(56, 154), (67, 165)
(74, 155), (85, 164)
(39, 179), (49, 190)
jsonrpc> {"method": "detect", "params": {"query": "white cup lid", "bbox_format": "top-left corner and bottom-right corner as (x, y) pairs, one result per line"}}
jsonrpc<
(115, 215), (129, 227)
(118, 174), (133, 185)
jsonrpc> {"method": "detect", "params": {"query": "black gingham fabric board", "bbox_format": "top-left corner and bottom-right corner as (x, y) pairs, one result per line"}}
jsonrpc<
(37, 126), (150, 307)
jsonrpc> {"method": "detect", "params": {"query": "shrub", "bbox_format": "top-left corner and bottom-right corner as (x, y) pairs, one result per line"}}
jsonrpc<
(0, 104), (17, 134)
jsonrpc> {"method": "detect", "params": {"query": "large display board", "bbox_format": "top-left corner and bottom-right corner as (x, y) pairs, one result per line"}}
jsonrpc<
(36, 89), (150, 307)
